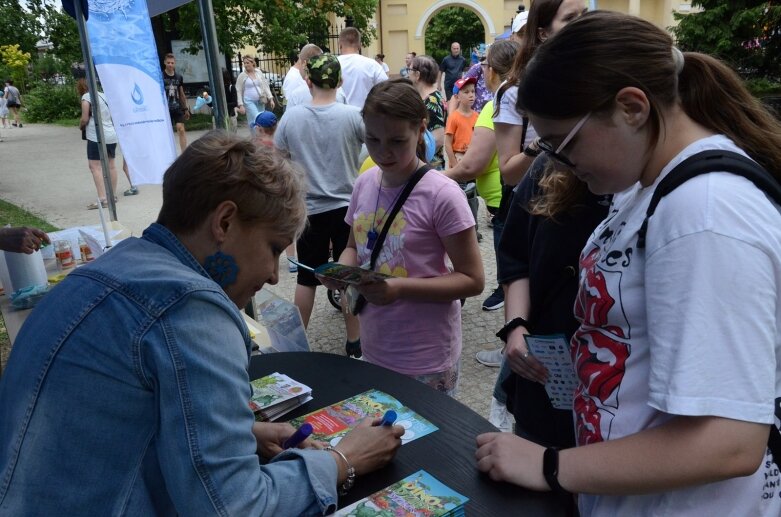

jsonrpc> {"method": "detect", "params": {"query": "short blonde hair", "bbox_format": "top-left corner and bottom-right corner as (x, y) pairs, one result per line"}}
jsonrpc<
(157, 131), (307, 240)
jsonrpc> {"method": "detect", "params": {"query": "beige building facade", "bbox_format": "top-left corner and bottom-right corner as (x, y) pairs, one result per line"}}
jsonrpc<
(366, 0), (694, 76)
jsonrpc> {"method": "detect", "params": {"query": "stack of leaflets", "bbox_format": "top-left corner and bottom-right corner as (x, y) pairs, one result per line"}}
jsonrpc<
(289, 389), (438, 446)
(335, 470), (468, 516)
(249, 372), (313, 422)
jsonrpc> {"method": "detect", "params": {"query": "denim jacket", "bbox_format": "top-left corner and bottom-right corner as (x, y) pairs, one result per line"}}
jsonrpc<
(0, 223), (338, 515)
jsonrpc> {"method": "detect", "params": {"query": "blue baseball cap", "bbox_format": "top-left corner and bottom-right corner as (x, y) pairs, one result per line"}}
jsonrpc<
(253, 111), (277, 128)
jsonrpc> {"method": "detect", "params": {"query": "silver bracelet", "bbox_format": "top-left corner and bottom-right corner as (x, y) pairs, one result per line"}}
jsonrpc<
(325, 446), (355, 495)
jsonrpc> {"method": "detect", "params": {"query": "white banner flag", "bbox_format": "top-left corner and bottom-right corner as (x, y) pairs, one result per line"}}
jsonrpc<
(86, 0), (177, 185)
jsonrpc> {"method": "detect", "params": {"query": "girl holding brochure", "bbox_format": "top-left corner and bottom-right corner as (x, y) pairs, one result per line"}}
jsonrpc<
(328, 79), (484, 396)
(476, 12), (781, 516)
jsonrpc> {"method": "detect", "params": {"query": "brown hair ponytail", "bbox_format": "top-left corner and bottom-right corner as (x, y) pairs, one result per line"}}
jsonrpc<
(678, 52), (781, 176)
(495, 0), (565, 117)
(519, 10), (781, 181)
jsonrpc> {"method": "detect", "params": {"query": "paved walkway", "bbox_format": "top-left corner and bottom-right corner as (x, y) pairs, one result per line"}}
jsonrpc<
(0, 123), (506, 419)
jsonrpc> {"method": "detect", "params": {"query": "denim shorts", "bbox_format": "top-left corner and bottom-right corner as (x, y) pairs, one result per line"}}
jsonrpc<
(87, 141), (116, 161)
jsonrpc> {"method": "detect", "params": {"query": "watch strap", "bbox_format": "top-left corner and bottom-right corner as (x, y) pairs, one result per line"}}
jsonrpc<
(543, 447), (569, 496)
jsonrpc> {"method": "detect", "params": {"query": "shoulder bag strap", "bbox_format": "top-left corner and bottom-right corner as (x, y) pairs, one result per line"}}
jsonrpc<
(369, 164), (431, 269)
(637, 150), (781, 249)
(520, 116), (529, 152)
(249, 72), (268, 102)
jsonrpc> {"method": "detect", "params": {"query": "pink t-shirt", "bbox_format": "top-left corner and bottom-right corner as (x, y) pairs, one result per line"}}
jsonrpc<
(345, 167), (475, 375)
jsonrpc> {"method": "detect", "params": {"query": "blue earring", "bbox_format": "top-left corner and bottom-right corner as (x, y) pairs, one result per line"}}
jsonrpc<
(203, 250), (239, 288)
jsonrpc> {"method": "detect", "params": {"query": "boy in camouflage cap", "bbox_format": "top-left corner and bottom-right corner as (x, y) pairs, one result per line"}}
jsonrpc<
(306, 53), (342, 90)
(275, 50), (364, 357)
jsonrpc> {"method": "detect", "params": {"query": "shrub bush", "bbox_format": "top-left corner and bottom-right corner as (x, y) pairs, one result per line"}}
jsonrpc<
(23, 81), (81, 123)
(746, 78), (781, 97)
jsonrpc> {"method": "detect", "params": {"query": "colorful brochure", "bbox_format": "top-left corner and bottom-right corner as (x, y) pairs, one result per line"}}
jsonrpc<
(289, 389), (437, 446)
(249, 372), (313, 421)
(335, 470), (468, 516)
(288, 259), (391, 286)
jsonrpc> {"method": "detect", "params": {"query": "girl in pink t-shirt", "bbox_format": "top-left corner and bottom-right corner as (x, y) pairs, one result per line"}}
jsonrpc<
(334, 79), (484, 395)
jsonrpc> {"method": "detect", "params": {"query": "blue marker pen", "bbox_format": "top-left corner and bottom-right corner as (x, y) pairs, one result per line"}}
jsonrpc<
(379, 410), (397, 426)
(283, 423), (314, 449)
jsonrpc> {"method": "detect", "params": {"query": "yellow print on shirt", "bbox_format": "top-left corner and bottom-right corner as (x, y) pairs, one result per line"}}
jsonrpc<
(353, 207), (409, 278)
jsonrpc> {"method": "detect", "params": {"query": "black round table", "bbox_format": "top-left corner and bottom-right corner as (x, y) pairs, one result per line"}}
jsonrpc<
(250, 352), (568, 516)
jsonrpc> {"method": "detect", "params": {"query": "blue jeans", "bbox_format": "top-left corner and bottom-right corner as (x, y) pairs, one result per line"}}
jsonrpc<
(243, 99), (264, 133)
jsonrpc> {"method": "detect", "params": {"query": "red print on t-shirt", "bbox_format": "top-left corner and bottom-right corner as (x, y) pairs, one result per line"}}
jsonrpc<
(572, 247), (630, 445)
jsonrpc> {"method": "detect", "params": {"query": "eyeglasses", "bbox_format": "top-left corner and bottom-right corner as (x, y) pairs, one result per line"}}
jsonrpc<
(537, 112), (591, 168)
(410, 68), (419, 72)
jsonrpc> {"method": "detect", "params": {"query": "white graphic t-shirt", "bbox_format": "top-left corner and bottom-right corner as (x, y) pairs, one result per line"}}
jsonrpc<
(573, 135), (781, 516)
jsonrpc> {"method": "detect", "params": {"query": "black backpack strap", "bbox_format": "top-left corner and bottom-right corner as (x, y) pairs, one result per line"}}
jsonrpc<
(369, 164), (431, 269)
(770, 424), (781, 470)
(637, 150), (781, 249)
(635, 149), (781, 466)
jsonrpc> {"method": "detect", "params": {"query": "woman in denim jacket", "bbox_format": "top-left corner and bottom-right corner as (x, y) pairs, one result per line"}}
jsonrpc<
(0, 131), (403, 515)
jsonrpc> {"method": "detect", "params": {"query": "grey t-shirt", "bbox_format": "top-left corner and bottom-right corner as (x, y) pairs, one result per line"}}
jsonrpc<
(274, 102), (365, 215)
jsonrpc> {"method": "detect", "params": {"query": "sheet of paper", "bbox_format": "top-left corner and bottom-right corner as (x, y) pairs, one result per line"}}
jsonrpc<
(524, 334), (578, 410)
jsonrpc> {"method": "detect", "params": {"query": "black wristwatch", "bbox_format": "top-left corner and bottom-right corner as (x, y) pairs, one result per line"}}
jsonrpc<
(523, 144), (541, 157)
(543, 447), (570, 496)
(495, 316), (530, 343)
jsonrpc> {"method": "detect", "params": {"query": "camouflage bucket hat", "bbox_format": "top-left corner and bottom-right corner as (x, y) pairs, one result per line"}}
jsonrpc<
(306, 53), (341, 89)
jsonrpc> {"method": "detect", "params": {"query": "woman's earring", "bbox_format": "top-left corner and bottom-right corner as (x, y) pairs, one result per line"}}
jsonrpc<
(203, 249), (239, 288)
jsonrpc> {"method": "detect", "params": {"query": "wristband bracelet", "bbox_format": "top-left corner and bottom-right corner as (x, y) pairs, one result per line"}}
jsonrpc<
(543, 447), (570, 496)
(325, 446), (355, 495)
(495, 316), (530, 343)
(523, 144), (541, 157)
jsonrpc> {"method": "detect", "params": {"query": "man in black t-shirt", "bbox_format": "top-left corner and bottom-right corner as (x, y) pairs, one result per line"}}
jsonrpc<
(439, 42), (465, 101)
(163, 53), (190, 152)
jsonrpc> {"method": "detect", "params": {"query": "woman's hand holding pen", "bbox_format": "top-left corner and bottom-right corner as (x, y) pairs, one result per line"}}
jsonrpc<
(332, 418), (404, 477)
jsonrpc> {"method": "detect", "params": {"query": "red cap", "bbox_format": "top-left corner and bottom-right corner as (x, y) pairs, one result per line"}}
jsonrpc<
(453, 76), (477, 95)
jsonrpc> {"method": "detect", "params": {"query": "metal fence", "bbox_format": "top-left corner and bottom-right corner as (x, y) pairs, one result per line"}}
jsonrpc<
(231, 21), (346, 103)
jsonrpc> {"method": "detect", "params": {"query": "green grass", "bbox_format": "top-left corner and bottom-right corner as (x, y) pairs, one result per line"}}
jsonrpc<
(0, 199), (59, 233)
(0, 201), (59, 374)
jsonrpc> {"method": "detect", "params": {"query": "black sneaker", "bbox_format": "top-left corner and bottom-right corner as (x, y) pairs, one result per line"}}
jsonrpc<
(482, 287), (504, 311)
(345, 339), (362, 358)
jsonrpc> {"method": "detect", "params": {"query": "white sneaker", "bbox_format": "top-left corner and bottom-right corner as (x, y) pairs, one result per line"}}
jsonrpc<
(488, 397), (514, 432)
(475, 347), (503, 367)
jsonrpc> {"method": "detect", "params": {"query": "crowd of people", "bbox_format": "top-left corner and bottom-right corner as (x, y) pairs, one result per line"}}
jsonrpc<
(1, 4), (780, 516)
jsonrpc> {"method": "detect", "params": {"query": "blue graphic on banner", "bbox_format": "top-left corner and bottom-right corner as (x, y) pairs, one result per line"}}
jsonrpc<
(88, 0), (161, 82)
(131, 83), (143, 105)
(86, 0), (176, 185)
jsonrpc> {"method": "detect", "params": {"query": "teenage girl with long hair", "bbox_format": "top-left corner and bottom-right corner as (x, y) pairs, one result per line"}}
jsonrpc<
(493, 0), (588, 187)
(336, 79), (484, 395)
(486, 0), (594, 439)
(477, 11), (781, 516)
